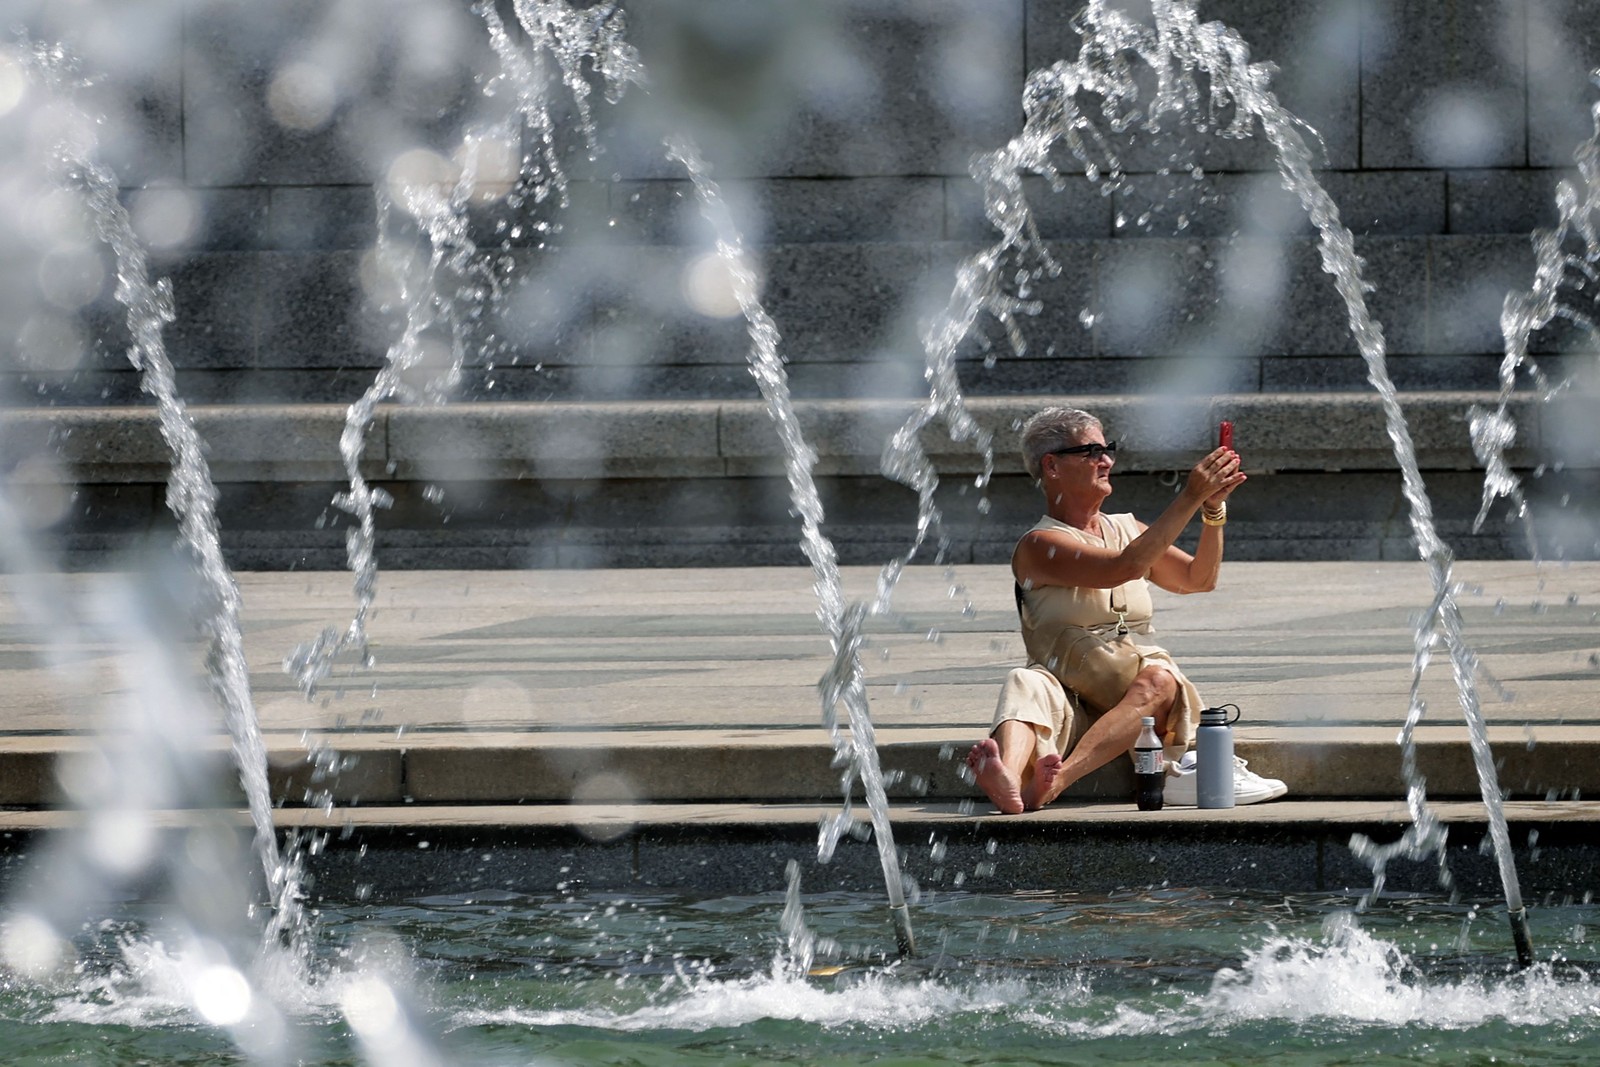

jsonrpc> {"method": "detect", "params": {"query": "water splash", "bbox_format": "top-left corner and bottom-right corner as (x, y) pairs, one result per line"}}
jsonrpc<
(1201, 914), (1586, 1030)
(448, 910), (1596, 1040)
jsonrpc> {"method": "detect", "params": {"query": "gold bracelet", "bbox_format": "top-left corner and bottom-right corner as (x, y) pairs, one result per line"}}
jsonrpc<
(1202, 502), (1227, 527)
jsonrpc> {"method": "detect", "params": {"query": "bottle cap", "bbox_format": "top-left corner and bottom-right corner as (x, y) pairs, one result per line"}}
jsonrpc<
(1140, 716), (1155, 725)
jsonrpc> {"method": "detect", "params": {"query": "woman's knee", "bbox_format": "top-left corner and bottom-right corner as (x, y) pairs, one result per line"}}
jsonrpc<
(1123, 668), (1178, 721)
(1132, 665), (1177, 698)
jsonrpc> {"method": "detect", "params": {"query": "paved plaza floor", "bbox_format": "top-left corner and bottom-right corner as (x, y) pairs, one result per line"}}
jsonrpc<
(0, 560), (1596, 815)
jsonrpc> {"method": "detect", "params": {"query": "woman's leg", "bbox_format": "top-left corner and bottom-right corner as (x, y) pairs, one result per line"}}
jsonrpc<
(1022, 665), (1177, 810)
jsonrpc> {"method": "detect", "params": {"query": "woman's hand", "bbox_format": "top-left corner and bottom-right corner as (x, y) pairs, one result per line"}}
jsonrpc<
(1184, 447), (1246, 505)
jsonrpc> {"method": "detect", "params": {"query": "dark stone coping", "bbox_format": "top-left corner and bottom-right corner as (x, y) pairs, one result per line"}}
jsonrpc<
(0, 391), (1560, 484)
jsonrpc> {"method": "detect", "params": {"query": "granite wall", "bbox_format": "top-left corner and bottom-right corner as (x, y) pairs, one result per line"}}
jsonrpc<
(9, 0), (1600, 566)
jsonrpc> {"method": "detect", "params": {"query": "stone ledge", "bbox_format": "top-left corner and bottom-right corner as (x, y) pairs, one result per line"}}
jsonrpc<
(3, 798), (1598, 833)
(4, 391), (1559, 484)
(4, 726), (1597, 807)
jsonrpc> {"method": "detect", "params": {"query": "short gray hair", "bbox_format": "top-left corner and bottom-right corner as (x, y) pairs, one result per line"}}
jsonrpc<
(1020, 407), (1103, 479)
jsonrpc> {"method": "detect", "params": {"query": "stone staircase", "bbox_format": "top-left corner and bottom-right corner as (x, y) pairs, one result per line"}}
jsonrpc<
(4, 389), (1582, 569)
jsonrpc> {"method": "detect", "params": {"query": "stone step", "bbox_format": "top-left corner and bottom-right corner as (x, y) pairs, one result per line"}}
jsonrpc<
(4, 727), (1597, 808)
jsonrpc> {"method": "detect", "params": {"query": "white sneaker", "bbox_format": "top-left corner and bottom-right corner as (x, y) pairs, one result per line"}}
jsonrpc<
(1163, 755), (1286, 806)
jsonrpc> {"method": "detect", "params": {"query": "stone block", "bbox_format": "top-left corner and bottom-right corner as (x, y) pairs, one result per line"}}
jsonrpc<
(1323, 171), (1448, 236)
(211, 485), (352, 552)
(1114, 172), (1281, 239)
(256, 251), (388, 369)
(87, 56), (185, 187)
(1361, 0), (1527, 169)
(124, 187), (270, 253)
(269, 747), (404, 805)
(1427, 235), (1538, 354)
(2, 408), (169, 479)
(160, 252), (264, 370)
(182, 4), (343, 186)
(1527, 0), (1600, 167)
(189, 404), (369, 482)
(163, 368), (373, 405)
(2, 405), (362, 484)
(1447, 169), (1566, 235)
(759, 242), (931, 362)
(386, 400), (723, 480)
(49, 483), (160, 537)
(5, 370), (147, 408)
(1262, 354), (1506, 392)
(759, 176), (946, 243)
(945, 175), (1114, 241)
(401, 743), (840, 803)
(718, 399), (919, 476)
(558, 478), (785, 537)
(198, 188), (274, 251)
(268, 187), (379, 250)
(1539, 390), (1600, 468)
(1093, 238), (1238, 357)
(1248, 237), (1429, 359)
(613, 177), (944, 245)
(614, 2), (1022, 179)
(183, 0), (494, 186)
(0, 746), (66, 806)
(581, 243), (752, 367)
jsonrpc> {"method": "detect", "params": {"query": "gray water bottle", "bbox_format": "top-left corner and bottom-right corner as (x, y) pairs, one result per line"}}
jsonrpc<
(1196, 704), (1240, 809)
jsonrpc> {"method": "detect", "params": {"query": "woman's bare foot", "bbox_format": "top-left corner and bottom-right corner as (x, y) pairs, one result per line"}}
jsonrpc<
(966, 738), (1024, 814)
(1021, 753), (1063, 811)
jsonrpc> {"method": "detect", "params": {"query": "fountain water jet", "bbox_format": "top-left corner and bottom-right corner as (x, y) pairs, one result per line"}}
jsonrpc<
(669, 136), (916, 957)
(21, 44), (303, 955)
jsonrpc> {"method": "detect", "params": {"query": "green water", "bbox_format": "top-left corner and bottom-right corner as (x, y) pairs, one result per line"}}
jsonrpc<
(3, 888), (1598, 1065)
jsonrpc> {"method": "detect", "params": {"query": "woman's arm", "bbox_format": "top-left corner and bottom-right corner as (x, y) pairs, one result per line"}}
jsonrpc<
(1147, 467), (1243, 594)
(1015, 449), (1243, 591)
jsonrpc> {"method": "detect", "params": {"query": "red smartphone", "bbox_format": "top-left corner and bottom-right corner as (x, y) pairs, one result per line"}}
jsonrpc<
(1219, 420), (1236, 461)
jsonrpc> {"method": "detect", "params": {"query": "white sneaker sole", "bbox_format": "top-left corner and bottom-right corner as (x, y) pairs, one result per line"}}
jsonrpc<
(1163, 772), (1287, 807)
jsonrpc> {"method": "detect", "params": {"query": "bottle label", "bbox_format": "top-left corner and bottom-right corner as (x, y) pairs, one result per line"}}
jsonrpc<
(1135, 748), (1163, 776)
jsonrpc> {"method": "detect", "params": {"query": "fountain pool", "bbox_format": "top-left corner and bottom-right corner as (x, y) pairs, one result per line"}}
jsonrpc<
(2, 888), (1599, 1065)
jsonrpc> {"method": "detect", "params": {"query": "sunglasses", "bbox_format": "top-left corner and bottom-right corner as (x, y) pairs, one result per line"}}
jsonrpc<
(1049, 441), (1117, 461)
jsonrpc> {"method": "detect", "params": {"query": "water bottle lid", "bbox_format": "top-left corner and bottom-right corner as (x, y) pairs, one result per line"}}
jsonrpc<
(1140, 716), (1155, 726)
(1201, 704), (1241, 726)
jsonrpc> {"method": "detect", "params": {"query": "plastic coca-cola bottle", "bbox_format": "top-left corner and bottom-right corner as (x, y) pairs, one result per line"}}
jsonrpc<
(1134, 716), (1165, 811)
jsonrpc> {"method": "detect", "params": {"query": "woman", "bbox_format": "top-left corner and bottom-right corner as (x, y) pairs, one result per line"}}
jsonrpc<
(966, 406), (1285, 813)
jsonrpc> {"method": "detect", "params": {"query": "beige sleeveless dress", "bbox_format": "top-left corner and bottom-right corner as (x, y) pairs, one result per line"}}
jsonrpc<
(990, 513), (1202, 767)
